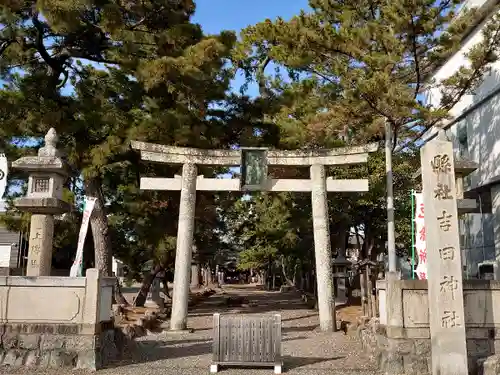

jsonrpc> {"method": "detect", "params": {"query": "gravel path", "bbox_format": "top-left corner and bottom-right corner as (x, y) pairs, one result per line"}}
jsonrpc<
(0, 285), (379, 375)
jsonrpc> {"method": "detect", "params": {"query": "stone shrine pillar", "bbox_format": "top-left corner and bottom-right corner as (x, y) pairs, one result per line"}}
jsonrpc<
(421, 131), (468, 375)
(170, 163), (197, 331)
(310, 164), (336, 332)
(12, 129), (70, 276)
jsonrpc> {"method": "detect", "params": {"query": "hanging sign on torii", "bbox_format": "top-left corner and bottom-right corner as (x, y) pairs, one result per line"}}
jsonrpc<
(240, 147), (268, 191)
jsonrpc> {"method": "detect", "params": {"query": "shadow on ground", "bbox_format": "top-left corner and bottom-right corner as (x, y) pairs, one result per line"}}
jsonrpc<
(110, 335), (311, 367)
(106, 285), (368, 371)
(213, 355), (345, 373)
(282, 355), (346, 371)
(189, 287), (311, 316)
(282, 325), (319, 333)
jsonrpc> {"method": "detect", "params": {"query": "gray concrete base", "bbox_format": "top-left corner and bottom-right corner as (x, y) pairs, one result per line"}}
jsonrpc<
(358, 319), (430, 375)
(477, 354), (500, 375)
(0, 322), (118, 370)
(357, 318), (500, 375)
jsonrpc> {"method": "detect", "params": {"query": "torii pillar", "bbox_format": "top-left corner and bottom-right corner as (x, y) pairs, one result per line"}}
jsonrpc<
(311, 164), (336, 331)
(170, 163), (197, 331)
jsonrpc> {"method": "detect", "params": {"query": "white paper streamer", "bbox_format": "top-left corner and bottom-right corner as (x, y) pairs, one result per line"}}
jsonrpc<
(70, 196), (97, 277)
(0, 153), (7, 199)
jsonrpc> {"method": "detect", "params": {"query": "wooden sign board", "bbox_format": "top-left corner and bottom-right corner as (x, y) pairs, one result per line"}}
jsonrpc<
(211, 313), (282, 374)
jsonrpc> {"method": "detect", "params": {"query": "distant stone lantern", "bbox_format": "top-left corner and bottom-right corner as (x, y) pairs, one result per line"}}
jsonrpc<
(12, 128), (71, 276)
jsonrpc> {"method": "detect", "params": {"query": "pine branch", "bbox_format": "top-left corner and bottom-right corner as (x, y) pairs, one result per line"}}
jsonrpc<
(32, 12), (67, 77)
(256, 56), (271, 97)
(441, 23), (500, 112)
(409, 16), (421, 99)
(0, 40), (12, 56)
(69, 51), (120, 65)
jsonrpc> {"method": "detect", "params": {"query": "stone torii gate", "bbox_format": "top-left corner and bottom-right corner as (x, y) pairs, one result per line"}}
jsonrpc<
(131, 141), (378, 332)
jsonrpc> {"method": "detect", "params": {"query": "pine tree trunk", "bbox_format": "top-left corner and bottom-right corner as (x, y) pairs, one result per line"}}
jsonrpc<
(201, 266), (207, 285)
(162, 273), (171, 300)
(365, 266), (372, 317)
(191, 263), (201, 289)
(293, 264), (299, 287)
(191, 246), (200, 289)
(85, 178), (129, 306)
(281, 256), (294, 286)
(258, 271), (264, 285)
(312, 270), (317, 297)
(113, 277), (129, 305)
(85, 178), (112, 276)
(299, 267), (305, 291)
(267, 256), (272, 290)
(355, 227), (363, 260)
(207, 265), (213, 284)
(203, 265), (213, 285)
(371, 272), (378, 317)
(360, 269), (367, 316)
(133, 264), (163, 307)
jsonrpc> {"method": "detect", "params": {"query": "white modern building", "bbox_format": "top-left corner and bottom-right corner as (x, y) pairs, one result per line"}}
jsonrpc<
(424, 0), (500, 277)
(0, 226), (21, 274)
(112, 256), (125, 280)
(0, 200), (20, 273)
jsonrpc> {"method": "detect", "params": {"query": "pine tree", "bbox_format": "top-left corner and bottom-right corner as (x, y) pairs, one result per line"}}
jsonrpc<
(234, 0), (500, 144)
(0, 0), (237, 280)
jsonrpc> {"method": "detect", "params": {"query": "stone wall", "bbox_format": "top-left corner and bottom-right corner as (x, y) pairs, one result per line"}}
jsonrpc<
(0, 322), (118, 369)
(0, 269), (116, 370)
(358, 318), (431, 375)
(362, 279), (500, 375)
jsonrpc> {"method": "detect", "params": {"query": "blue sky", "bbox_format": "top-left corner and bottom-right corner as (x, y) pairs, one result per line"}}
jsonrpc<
(193, 0), (308, 34)
(193, 0), (309, 96)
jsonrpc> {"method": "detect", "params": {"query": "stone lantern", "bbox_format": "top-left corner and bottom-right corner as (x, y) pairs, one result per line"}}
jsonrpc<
(12, 128), (71, 276)
(332, 248), (351, 305)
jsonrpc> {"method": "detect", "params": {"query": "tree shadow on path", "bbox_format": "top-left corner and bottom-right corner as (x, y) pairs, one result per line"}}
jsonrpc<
(282, 355), (346, 371)
(108, 335), (311, 368)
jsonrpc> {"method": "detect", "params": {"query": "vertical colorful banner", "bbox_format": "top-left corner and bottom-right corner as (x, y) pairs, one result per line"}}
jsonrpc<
(411, 189), (415, 279)
(414, 192), (427, 279)
(70, 196), (97, 277)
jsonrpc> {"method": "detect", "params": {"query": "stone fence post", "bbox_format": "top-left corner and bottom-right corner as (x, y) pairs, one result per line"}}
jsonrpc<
(82, 269), (102, 333)
(78, 268), (115, 369)
(385, 274), (404, 337)
(81, 269), (114, 332)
